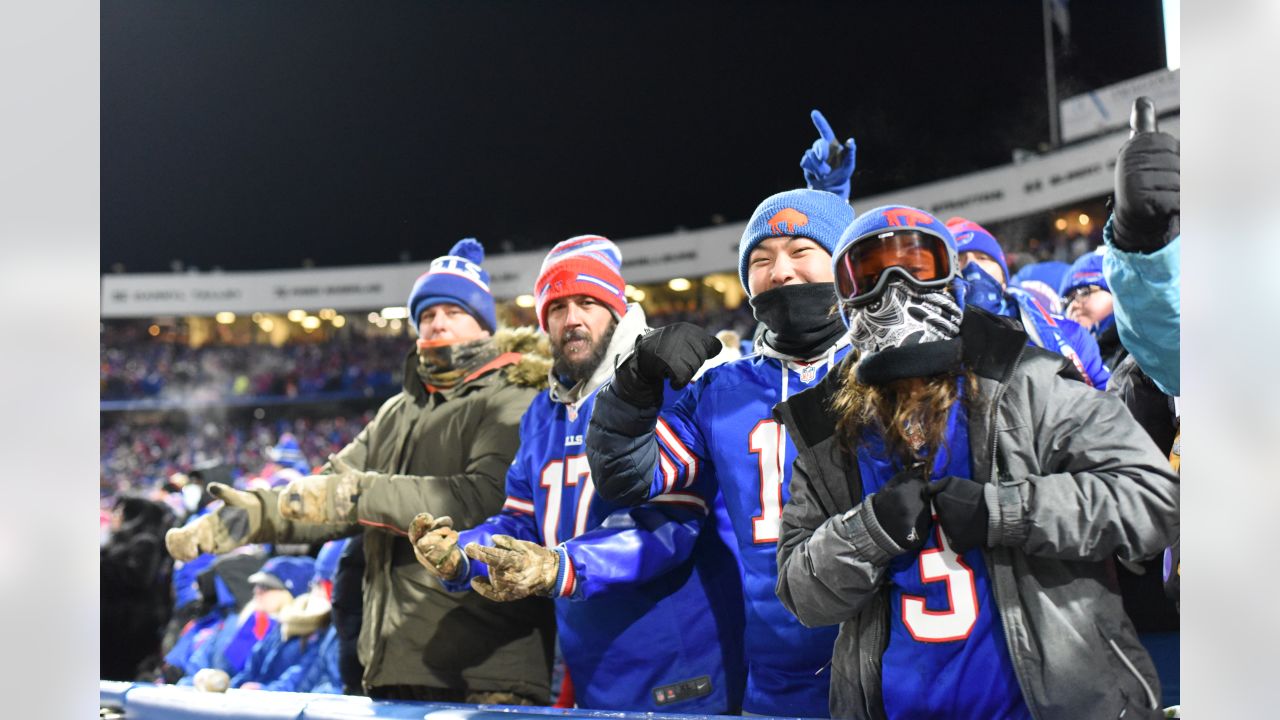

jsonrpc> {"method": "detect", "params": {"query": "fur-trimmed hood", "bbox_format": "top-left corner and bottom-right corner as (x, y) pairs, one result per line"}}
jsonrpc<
(494, 326), (552, 389)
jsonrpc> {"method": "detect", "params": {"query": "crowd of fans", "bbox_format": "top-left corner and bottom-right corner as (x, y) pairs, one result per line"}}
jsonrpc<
(100, 412), (375, 501)
(100, 331), (405, 402)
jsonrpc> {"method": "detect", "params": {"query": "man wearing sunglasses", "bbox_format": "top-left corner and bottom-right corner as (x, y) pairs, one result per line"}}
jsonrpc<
(945, 216), (1110, 389)
(773, 203), (1176, 719)
(586, 184), (856, 717)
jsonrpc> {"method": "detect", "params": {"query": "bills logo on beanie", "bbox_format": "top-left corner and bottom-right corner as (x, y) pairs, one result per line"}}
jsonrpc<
(408, 238), (498, 334)
(534, 235), (627, 330)
(738, 188), (856, 295)
(946, 216), (1009, 282)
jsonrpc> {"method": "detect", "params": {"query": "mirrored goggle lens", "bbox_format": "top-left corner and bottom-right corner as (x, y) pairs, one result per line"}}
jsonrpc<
(834, 230), (952, 301)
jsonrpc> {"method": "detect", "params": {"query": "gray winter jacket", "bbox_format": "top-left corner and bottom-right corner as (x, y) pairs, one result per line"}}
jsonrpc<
(773, 309), (1178, 720)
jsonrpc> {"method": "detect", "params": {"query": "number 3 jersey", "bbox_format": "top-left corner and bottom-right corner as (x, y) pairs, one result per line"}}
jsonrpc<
(855, 400), (1031, 720)
(643, 341), (851, 717)
(452, 383), (745, 713)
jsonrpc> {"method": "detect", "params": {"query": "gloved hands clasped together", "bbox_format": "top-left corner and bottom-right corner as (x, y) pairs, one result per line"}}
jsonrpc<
(864, 465), (992, 556)
(411, 513), (561, 602)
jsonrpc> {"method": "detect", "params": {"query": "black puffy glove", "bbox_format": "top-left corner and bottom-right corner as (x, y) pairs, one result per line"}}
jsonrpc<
(1111, 96), (1179, 253)
(610, 322), (722, 408)
(927, 475), (989, 554)
(869, 464), (932, 553)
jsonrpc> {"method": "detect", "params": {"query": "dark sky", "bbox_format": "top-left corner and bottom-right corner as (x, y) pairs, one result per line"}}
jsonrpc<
(101, 0), (1166, 273)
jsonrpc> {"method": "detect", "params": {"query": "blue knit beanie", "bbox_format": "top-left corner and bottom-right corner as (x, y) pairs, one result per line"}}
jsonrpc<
(945, 216), (1009, 283)
(738, 189), (855, 295)
(249, 556), (316, 598)
(314, 538), (349, 584)
(407, 238), (497, 334)
(1059, 247), (1110, 298)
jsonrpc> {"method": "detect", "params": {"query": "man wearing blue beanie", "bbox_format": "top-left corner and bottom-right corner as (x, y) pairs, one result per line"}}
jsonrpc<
(166, 237), (557, 704)
(587, 111), (859, 717)
(946, 216), (1110, 390)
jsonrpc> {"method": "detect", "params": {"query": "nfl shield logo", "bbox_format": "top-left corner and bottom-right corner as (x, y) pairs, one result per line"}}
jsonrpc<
(800, 365), (818, 383)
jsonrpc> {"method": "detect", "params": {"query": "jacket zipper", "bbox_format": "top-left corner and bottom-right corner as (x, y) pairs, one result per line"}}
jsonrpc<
(1107, 638), (1159, 710)
(985, 345), (1045, 720)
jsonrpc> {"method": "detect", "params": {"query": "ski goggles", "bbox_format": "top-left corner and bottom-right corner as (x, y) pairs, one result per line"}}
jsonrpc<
(833, 229), (956, 305)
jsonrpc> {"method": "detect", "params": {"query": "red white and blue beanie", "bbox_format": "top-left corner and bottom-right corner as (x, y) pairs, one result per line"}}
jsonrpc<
(738, 188), (856, 295)
(1059, 247), (1110, 298)
(945, 216), (1009, 282)
(408, 238), (497, 334)
(534, 235), (627, 330)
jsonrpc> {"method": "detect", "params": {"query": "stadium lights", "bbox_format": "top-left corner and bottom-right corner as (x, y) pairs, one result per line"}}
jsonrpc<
(318, 308), (337, 320)
(367, 312), (380, 323)
(148, 324), (161, 336)
(301, 316), (321, 330)
(1054, 218), (1068, 231)
(215, 312), (236, 324)
(259, 318), (275, 332)
(1078, 213), (1090, 226)
(251, 312), (264, 323)
(381, 306), (409, 320)
(332, 315), (346, 328)
(631, 288), (646, 302)
(287, 309), (307, 322)
(389, 319), (403, 331)
(515, 294), (535, 308)
(668, 278), (692, 292)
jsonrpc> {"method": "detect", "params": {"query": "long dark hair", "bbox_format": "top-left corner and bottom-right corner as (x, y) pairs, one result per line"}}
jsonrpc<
(830, 357), (978, 470)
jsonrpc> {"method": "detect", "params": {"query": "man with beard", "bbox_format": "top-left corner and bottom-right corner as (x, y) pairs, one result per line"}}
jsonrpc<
(586, 183), (857, 716)
(165, 239), (556, 704)
(409, 235), (744, 713)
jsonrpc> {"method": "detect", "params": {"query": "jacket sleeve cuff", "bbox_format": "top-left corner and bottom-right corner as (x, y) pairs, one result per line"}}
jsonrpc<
(986, 479), (1030, 548)
(839, 495), (902, 565)
(550, 545), (577, 599)
(439, 553), (474, 593)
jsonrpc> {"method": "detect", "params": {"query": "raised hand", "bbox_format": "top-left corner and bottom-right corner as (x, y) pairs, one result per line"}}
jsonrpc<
(1111, 96), (1179, 252)
(799, 109), (857, 200)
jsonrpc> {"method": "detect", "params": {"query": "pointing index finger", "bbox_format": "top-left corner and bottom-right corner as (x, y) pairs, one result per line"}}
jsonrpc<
(810, 109), (837, 144)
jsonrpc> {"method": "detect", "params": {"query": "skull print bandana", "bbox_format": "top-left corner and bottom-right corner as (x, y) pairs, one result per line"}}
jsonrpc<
(844, 280), (963, 356)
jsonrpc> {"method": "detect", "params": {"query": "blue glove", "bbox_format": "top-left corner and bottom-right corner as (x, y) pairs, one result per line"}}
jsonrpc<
(799, 109), (857, 200)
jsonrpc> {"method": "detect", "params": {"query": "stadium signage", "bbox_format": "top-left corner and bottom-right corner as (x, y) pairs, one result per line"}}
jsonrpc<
(101, 114), (1176, 318)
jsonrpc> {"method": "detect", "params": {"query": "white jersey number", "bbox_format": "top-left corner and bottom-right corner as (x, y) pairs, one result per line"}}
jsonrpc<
(901, 521), (979, 642)
(538, 454), (594, 547)
(749, 420), (785, 544)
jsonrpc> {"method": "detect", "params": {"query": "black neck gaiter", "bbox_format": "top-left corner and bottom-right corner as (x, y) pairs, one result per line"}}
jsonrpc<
(749, 283), (846, 360)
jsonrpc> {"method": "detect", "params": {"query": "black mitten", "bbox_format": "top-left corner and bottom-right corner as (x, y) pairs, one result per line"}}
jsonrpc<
(869, 464), (932, 553)
(610, 322), (721, 408)
(928, 475), (989, 553)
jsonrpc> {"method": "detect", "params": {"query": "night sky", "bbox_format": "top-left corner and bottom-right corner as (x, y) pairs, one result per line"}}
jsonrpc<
(101, 0), (1167, 273)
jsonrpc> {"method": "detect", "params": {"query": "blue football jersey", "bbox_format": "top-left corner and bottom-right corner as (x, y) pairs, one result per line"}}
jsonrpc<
(646, 342), (851, 717)
(856, 401), (1031, 720)
(454, 384), (743, 713)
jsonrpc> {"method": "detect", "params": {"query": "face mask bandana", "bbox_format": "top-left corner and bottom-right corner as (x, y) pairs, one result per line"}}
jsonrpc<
(749, 282), (846, 359)
(960, 261), (1007, 316)
(845, 280), (963, 356)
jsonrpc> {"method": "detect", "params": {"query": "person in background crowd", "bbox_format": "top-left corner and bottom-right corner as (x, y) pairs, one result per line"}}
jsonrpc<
(772, 204), (1177, 719)
(947, 216), (1110, 389)
(1060, 248), (1126, 369)
(165, 238), (556, 704)
(1009, 260), (1070, 315)
(161, 552), (267, 684)
(330, 533), (366, 694)
(412, 236), (744, 713)
(587, 110), (858, 717)
(101, 494), (176, 681)
(231, 553), (332, 691)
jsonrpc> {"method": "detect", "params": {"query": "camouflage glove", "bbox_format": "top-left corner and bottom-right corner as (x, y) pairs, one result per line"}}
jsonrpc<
(164, 483), (262, 561)
(192, 668), (230, 693)
(409, 512), (463, 580)
(277, 454), (373, 524)
(464, 535), (560, 602)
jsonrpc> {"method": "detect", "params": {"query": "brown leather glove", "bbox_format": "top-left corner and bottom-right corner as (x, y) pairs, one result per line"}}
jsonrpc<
(277, 454), (372, 524)
(408, 512), (462, 580)
(464, 535), (560, 602)
(164, 482), (262, 561)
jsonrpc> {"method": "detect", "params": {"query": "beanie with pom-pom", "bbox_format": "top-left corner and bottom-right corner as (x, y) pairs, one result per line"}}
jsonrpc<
(407, 238), (497, 334)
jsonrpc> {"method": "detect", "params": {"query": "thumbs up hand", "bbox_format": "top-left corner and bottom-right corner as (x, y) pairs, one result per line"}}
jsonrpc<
(1111, 96), (1179, 253)
(800, 109), (857, 200)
